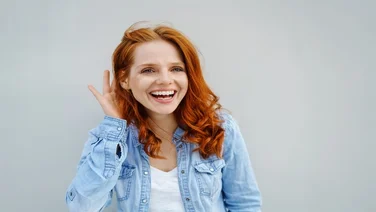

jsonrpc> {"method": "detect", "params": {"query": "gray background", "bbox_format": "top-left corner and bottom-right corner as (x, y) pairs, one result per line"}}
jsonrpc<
(1, 0), (375, 211)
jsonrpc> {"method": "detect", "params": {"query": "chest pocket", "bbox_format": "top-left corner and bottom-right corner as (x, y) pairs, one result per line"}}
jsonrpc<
(193, 158), (226, 197)
(115, 164), (136, 201)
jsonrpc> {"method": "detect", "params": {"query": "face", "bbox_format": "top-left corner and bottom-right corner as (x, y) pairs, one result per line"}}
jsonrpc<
(124, 40), (188, 117)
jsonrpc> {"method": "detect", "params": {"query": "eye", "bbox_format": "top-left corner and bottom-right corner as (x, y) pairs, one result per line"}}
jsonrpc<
(141, 68), (154, 74)
(171, 67), (185, 72)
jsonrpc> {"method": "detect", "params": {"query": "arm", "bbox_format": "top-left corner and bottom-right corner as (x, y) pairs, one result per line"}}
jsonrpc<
(221, 114), (262, 212)
(65, 116), (128, 212)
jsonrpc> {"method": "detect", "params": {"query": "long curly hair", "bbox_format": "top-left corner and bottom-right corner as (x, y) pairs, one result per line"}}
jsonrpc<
(112, 22), (225, 159)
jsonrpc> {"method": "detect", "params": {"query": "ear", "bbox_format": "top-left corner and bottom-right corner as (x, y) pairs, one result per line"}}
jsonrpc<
(120, 80), (130, 90)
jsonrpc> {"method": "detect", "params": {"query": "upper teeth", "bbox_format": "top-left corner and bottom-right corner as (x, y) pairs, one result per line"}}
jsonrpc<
(151, 90), (174, 95)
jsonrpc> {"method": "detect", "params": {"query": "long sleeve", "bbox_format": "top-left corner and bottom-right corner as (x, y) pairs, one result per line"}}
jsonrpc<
(221, 114), (262, 212)
(65, 116), (128, 212)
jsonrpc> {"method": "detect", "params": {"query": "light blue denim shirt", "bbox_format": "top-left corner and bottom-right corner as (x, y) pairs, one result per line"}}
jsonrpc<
(66, 112), (262, 212)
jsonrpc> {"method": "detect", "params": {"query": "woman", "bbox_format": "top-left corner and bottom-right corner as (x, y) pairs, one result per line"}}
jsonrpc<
(66, 22), (262, 212)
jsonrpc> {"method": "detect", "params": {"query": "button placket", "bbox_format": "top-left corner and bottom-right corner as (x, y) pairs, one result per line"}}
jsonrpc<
(139, 147), (151, 211)
(176, 141), (195, 210)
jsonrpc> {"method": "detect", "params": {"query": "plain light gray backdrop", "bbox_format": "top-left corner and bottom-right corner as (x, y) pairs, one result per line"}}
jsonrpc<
(1, 0), (375, 211)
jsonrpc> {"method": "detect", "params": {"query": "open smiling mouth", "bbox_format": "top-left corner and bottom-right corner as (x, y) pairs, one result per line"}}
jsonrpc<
(149, 90), (177, 101)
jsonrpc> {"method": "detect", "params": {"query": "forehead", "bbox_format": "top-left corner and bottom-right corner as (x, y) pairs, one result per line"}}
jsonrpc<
(132, 40), (183, 66)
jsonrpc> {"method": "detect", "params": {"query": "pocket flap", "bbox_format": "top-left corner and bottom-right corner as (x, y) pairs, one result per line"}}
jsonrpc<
(120, 164), (136, 179)
(194, 159), (225, 174)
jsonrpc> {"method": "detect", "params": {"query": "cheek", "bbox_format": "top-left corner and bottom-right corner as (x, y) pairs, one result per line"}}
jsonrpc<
(178, 78), (188, 97)
(129, 89), (148, 108)
(129, 77), (150, 93)
(178, 74), (189, 88)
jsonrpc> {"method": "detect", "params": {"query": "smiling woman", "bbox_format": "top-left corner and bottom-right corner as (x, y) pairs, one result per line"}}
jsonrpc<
(65, 21), (262, 212)
(120, 40), (188, 119)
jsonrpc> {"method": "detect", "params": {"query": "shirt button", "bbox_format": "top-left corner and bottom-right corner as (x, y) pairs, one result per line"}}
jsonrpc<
(186, 197), (190, 201)
(181, 170), (185, 174)
(144, 171), (149, 175)
(142, 199), (147, 203)
(178, 144), (183, 148)
(209, 168), (214, 172)
(117, 127), (122, 131)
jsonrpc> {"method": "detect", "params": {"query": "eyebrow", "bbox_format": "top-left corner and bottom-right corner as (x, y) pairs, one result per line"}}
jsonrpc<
(136, 62), (185, 69)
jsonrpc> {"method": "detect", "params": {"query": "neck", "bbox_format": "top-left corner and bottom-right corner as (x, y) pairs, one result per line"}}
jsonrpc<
(147, 113), (178, 138)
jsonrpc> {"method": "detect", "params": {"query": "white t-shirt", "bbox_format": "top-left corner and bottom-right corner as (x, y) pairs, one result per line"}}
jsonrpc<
(149, 166), (185, 212)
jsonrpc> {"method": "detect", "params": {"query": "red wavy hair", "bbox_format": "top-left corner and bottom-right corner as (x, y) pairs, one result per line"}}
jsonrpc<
(112, 22), (225, 159)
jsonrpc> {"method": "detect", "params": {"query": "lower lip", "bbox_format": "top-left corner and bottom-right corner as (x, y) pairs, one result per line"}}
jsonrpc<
(150, 93), (176, 104)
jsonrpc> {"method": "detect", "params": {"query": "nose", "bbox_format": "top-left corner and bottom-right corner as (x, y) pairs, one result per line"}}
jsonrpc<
(156, 69), (172, 84)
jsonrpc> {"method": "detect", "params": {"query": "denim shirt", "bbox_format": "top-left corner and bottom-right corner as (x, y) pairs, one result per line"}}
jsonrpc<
(65, 113), (262, 212)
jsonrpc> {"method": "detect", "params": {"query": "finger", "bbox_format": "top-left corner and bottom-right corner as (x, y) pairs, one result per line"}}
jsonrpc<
(88, 85), (102, 101)
(111, 76), (116, 91)
(103, 70), (111, 94)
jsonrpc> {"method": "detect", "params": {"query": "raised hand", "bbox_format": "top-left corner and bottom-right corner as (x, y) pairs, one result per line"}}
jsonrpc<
(88, 70), (121, 119)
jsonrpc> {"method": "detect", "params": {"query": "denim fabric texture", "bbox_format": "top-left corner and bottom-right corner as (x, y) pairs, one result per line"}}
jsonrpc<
(66, 112), (262, 212)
